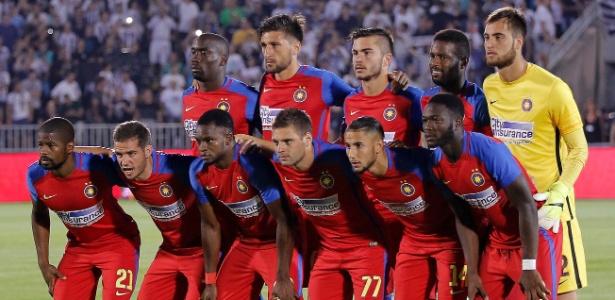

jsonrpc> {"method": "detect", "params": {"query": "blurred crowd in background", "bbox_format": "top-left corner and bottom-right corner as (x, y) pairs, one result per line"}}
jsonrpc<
(2, 0), (610, 143)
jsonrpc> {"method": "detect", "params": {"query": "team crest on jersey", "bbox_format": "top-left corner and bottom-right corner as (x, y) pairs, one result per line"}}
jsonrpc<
(236, 179), (249, 194)
(217, 99), (230, 112)
(293, 86), (307, 103)
(383, 105), (397, 121)
(521, 98), (533, 112)
(319, 172), (334, 189)
(84, 183), (98, 198)
(400, 182), (415, 197)
(159, 184), (173, 197)
(471, 171), (486, 187)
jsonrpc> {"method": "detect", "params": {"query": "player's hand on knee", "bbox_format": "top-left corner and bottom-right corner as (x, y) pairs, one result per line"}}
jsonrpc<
(201, 284), (217, 300)
(466, 272), (489, 300)
(535, 181), (568, 233)
(272, 277), (299, 300)
(388, 70), (410, 93)
(40, 263), (65, 296)
(519, 270), (550, 300)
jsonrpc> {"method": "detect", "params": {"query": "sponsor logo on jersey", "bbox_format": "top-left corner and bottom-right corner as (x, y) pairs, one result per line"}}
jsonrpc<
(224, 195), (265, 218)
(217, 99), (230, 112)
(380, 196), (428, 216)
(383, 106), (397, 121)
(139, 199), (186, 222)
(400, 182), (415, 196)
(260, 106), (283, 131)
(456, 186), (500, 209)
(521, 98), (533, 112)
(84, 184), (98, 198)
(291, 193), (341, 216)
(471, 172), (486, 187)
(319, 172), (335, 189)
(236, 179), (249, 194)
(159, 184), (173, 197)
(56, 201), (104, 227)
(293, 86), (307, 103)
(184, 119), (198, 140)
(491, 117), (534, 145)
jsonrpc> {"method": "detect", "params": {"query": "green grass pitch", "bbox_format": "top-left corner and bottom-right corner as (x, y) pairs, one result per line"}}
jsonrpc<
(0, 200), (612, 299)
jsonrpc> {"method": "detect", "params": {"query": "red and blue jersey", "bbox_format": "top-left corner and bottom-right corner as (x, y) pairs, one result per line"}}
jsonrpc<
(183, 76), (260, 155)
(430, 132), (537, 249)
(359, 147), (459, 248)
(189, 145), (282, 245)
(421, 80), (492, 135)
(272, 139), (383, 251)
(112, 151), (202, 255)
(259, 65), (354, 141)
(27, 153), (139, 251)
(344, 84), (423, 146)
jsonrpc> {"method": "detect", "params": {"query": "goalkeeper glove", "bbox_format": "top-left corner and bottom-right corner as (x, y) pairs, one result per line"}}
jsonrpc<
(536, 181), (568, 233)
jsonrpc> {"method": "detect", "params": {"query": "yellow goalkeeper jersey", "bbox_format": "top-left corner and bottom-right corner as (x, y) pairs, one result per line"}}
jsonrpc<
(484, 64), (583, 219)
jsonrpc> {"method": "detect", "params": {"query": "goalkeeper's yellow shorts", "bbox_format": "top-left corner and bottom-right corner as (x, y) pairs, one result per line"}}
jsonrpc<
(558, 216), (587, 293)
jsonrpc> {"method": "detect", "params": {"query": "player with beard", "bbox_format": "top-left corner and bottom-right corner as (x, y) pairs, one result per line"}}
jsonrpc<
(344, 28), (423, 146)
(342, 28), (423, 298)
(424, 94), (562, 300)
(249, 14), (409, 146)
(344, 117), (465, 300)
(183, 33), (260, 156)
(483, 8), (588, 299)
(421, 29), (492, 135)
(27, 117), (140, 299)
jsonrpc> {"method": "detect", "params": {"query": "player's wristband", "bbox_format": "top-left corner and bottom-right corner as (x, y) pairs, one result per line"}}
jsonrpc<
(204, 272), (216, 284)
(522, 259), (537, 270)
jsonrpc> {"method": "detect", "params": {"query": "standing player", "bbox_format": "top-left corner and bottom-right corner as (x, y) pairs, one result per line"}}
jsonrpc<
(268, 108), (387, 299)
(28, 117), (140, 299)
(257, 13), (354, 143)
(483, 7), (588, 299)
(344, 117), (466, 300)
(424, 94), (562, 299)
(111, 121), (204, 300)
(188, 109), (301, 300)
(183, 33), (260, 156)
(345, 28), (423, 146)
(421, 29), (492, 135)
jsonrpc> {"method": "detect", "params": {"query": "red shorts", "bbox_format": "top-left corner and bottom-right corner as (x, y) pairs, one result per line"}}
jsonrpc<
(478, 228), (563, 299)
(216, 240), (304, 300)
(53, 239), (139, 300)
(395, 245), (466, 300)
(308, 244), (387, 300)
(137, 249), (204, 300)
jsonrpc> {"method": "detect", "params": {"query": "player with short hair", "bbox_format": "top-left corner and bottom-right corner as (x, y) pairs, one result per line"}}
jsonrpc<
(110, 121), (204, 300)
(344, 116), (466, 300)
(183, 33), (260, 156)
(421, 29), (492, 135)
(483, 7), (588, 299)
(28, 117), (140, 299)
(424, 93), (562, 299)
(268, 108), (387, 299)
(189, 109), (301, 300)
(345, 27), (423, 146)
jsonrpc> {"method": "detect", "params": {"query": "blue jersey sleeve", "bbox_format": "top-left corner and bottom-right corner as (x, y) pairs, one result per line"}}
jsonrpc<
(468, 132), (521, 188)
(468, 85), (491, 128)
(402, 86), (424, 131)
(305, 66), (353, 107)
(228, 78), (261, 130)
(392, 147), (432, 179)
(86, 153), (124, 187)
(26, 162), (45, 200)
(188, 159), (212, 204)
(161, 154), (199, 187)
(315, 140), (360, 183)
(240, 152), (283, 204)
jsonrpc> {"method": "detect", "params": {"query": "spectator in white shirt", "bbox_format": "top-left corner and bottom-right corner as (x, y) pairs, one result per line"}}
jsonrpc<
(7, 81), (32, 124)
(51, 72), (81, 104)
(362, 3), (392, 28)
(147, 8), (176, 66)
(160, 64), (186, 89)
(177, 0), (199, 39)
(159, 80), (184, 122)
(121, 71), (138, 103)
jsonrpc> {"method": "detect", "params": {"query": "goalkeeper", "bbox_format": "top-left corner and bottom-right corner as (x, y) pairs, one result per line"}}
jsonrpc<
(483, 7), (589, 300)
